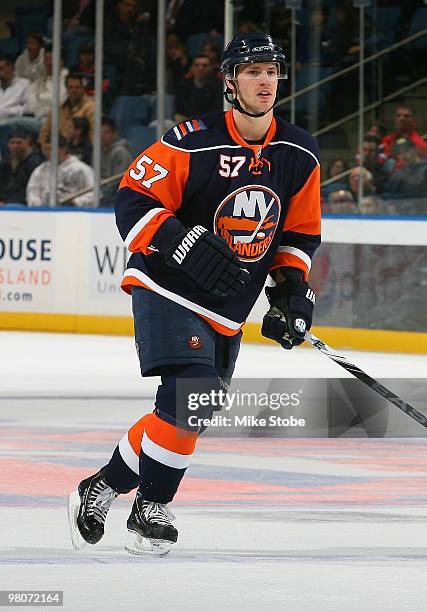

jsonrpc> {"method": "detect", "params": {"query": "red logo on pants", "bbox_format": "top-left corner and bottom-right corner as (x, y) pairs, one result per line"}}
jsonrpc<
(188, 335), (203, 349)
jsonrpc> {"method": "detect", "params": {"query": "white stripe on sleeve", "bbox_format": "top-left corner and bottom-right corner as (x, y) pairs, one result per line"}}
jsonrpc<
(122, 267), (243, 330)
(124, 207), (166, 249)
(277, 246), (312, 271)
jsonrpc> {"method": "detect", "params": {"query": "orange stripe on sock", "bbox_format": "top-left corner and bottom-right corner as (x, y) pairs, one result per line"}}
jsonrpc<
(145, 413), (198, 455)
(127, 414), (151, 455)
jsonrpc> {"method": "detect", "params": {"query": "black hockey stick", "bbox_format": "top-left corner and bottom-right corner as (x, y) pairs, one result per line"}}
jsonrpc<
(305, 330), (427, 428)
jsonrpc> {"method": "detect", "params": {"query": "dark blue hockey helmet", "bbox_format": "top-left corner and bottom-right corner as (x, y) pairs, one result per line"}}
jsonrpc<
(220, 32), (288, 80)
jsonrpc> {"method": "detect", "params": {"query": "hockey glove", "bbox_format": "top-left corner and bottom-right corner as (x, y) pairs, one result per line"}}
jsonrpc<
(261, 269), (315, 350)
(164, 225), (251, 297)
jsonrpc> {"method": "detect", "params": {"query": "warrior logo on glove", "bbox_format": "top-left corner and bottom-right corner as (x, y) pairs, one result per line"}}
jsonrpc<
(165, 226), (251, 297)
(262, 269), (316, 350)
(170, 225), (207, 264)
(294, 318), (307, 334)
(214, 185), (281, 262)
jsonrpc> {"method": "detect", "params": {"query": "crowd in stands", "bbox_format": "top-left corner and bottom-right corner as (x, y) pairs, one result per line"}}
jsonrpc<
(323, 105), (427, 216)
(25, 134), (94, 207)
(0, 128), (43, 204)
(0, 0), (425, 213)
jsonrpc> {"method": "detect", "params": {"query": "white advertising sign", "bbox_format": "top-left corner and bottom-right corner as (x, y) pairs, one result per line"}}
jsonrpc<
(86, 212), (131, 316)
(0, 211), (58, 312)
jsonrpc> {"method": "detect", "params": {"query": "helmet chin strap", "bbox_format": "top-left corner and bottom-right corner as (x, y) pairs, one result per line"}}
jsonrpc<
(224, 82), (277, 118)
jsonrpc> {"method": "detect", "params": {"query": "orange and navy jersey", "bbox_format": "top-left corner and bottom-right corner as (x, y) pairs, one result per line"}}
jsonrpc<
(116, 109), (321, 335)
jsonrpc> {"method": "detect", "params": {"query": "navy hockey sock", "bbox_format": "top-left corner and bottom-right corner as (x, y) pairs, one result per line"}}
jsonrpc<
(137, 364), (219, 503)
(104, 446), (139, 493)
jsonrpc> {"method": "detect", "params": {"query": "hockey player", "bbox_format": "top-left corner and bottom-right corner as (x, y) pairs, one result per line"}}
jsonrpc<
(68, 32), (321, 556)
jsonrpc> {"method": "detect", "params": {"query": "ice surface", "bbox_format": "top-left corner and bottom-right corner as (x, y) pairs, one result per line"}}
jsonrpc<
(1, 332), (427, 611)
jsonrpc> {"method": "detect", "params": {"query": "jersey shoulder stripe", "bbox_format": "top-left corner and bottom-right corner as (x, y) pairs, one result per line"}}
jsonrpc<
(173, 118), (208, 140)
(163, 112), (230, 151)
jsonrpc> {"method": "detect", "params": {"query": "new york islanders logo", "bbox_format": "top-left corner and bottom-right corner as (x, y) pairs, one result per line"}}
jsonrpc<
(214, 185), (281, 262)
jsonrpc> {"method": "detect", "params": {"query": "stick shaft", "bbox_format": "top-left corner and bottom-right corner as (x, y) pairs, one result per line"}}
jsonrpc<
(305, 331), (427, 428)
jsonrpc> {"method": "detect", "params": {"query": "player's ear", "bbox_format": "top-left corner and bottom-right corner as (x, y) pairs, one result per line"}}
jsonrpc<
(225, 78), (235, 94)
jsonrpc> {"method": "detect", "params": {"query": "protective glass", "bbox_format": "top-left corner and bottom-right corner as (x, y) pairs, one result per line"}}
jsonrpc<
(232, 62), (287, 80)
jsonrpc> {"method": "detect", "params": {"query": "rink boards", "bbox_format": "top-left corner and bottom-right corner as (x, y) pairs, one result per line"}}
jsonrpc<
(1, 208), (427, 353)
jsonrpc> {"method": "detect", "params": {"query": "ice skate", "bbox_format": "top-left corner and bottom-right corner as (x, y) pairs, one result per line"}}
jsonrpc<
(126, 494), (178, 557)
(68, 468), (119, 549)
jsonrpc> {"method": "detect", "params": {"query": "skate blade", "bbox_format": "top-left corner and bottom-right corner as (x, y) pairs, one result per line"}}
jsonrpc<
(125, 530), (174, 558)
(67, 489), (87, 550)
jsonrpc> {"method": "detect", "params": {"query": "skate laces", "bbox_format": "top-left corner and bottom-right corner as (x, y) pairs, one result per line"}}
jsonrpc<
(141, 500), (175, 526)
(86, 479), (118, 523)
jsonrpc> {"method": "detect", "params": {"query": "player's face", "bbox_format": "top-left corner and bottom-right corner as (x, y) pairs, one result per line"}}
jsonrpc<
(233, 62), (279, 114)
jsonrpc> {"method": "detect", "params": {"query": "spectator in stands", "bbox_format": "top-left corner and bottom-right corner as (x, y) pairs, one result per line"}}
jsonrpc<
(327, 189), (358, 214)
(104, 0), (155, 95)
(174, 54), (222, 121)
(321, 158), (349, 200)
(381, 105), (427, 159)
(0, 55), (31, 158)
(385, 139), (427, 199)
(166, 33), (190, 92)
(355, 136), (391, 193)
(63, 116), (92, 165)
(14, 33), (45, 83)
(39, 73), (95, 147)
(100, 116), (133, 206)
(62, 0), (95, 37)
(201, 41), (221, 75)
(0, 55), (30, 124)
(69, 40), (110, 98)
(24, 45), (68, 127)
(0, 129), (44, 205)
(26, 135), (94, 207)
(329, 158), (348, 178)
(358, 195), (385, 215)
(69, 40), (96, 93)
(366, 121), (387, 141)
(349, 166), (376, 200)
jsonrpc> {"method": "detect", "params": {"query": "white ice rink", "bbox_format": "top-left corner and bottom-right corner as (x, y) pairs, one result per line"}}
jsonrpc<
(1, 331), (427, 611)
